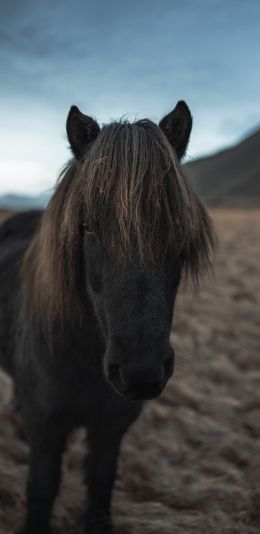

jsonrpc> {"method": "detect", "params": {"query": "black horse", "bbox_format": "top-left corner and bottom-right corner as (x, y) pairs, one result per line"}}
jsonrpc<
(0, 101), (215, 533)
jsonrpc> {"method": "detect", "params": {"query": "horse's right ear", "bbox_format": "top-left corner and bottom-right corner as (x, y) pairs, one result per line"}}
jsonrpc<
(66, 106), (100, 160)
(159, 101), (192, 160)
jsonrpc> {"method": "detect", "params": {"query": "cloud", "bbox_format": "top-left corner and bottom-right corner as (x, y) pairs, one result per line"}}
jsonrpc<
(0, 0), (260, 193)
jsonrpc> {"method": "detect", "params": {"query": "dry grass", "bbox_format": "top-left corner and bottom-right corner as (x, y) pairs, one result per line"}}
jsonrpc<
(0, 209), (260, 533)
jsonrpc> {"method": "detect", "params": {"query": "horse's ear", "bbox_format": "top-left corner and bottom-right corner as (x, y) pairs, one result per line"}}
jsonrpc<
(159, 101), (192, 160)
(66, 105), (100, 160)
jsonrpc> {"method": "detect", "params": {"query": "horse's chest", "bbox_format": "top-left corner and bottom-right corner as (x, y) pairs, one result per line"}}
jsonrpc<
(47, 354), (111, 422)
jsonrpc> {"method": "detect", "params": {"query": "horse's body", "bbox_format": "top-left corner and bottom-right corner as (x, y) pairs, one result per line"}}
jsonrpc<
(0, 210), (42, 376)
(0, 102), (214, 534)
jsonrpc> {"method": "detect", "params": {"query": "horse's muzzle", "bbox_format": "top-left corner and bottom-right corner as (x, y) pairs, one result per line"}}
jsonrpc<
(107, 356), (174, 401)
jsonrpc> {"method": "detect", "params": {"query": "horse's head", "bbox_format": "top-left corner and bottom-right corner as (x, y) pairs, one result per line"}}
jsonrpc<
(64, 102), (214, 401)
(23, 103), (214, 402)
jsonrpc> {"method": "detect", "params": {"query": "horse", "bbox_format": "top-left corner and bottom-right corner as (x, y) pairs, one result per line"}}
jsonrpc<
(0, 101), (215, 534)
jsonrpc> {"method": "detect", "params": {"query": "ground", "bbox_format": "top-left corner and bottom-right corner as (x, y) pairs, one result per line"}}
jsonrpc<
(0, 209), (260, 533)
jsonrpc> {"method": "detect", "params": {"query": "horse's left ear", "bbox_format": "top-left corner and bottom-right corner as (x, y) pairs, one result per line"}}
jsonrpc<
(66, 105), (100, 160)
(159, 101), (192, 160)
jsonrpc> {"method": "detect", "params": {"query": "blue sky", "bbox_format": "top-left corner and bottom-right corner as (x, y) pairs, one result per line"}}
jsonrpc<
(0, 0), (259, 194)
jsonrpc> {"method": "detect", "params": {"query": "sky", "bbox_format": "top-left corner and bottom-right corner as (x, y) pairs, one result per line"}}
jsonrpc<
(0, 0), (259, 195)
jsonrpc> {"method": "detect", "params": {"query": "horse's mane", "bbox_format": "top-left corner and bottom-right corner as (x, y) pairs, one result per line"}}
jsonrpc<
(21, 119), (215, 329)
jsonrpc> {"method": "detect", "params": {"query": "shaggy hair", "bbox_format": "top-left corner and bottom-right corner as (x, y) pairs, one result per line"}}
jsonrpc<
(21, 119), (215, 328)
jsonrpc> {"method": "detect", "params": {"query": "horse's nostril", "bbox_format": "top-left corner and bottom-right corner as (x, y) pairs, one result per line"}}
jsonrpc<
(108, 364), (120, 381)
(119, 367), (127, 386)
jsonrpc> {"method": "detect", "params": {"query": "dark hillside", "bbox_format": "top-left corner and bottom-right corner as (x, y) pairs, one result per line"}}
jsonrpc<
(185, 129), (260, 204)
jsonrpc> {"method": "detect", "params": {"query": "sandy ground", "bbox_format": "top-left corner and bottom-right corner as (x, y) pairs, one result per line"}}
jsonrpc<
(0, 209), (260, 533)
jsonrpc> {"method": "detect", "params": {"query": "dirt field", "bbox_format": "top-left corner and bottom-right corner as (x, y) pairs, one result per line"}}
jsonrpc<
(0, 209), (260, 533)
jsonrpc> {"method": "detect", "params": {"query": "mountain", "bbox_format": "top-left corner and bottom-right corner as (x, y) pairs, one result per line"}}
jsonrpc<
(185, 128), (260, 205)
(0, 193), (50, 209)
